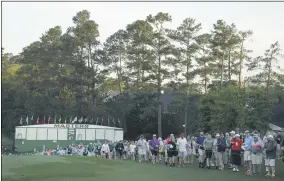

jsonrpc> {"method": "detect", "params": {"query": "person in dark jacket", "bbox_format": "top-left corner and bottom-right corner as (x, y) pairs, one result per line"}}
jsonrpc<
(216, 133), (226, 170)
(115, 140), (124, 160)
(264, 135), (277, 177)
(275, 132), (284, 162)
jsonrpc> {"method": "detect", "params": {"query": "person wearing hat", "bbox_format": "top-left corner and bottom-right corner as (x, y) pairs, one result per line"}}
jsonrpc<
(149, 134), (160, 164)
(177, 133), (188, 167)
(251, 134), (264, 175)
(243, 130), (253, 175)
(264, 135), (277, 177)
(216, 133), (226, 170)
(230, 134), (243, 172)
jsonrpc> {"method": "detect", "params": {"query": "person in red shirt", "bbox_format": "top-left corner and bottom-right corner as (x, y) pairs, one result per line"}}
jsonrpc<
(230, 134), (243, 172)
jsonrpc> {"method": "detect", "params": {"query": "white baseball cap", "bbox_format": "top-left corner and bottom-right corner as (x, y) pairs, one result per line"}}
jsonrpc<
(235, 134), (240, 137)
(230, 131), (236, 134)
(216, 133), (220, 137)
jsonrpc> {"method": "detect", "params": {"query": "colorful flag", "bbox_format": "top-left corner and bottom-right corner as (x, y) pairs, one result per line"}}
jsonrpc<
(78, 117), (83, 123)
(64, 117), (67, 124)
(48, 116), (51, 124)
(26, 115), (29, 124)
(20, 116), (23, 125)
(58, 116), (61, 124)
(43, 116), (46, 124)
(36, 116), (39, 125)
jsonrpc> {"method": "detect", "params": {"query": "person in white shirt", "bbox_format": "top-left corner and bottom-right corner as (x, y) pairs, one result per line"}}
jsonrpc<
(177, 133), (188, 167)
(101, 141), (110, 159)
(137, 135), (147, 163)
(129, 141), (136, 161)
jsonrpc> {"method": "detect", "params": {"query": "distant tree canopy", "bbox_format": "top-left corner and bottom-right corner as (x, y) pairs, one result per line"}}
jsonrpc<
(2, 10), (284, 139)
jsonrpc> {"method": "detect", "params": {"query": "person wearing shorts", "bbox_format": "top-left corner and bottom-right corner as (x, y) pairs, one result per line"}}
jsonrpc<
(243, 130), (253, 175)
(251, 134), (263, 175)
(177, 133), (188, 167)
(167, 134), (178, 167)
(149, 134), (160, 164)
(264, 135), (277, 177)
(203, 133), (214, 169)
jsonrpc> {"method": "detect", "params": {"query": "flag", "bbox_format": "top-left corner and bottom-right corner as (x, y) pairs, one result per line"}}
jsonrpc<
(78, 117), (83, 123)
(36, 116), (39, 125)
(69, 116), (72, 124)
(43, 116), (46, 124)
(84, 117), (88, 123)
(58, 116), (61, 124)
(72, 117), (77, 123)
(117, 118), (121, 125)
(19, 116), (23, 125)
(48, 116), (51, 124)
(95, 117), (99, 125)
(30, 116), (33, 124)
(64, 117), (67, 124)
(26, 115), (29, 124)
(108, 117), (110, 126)
(101, 117), (104, 126)
(112, 118), (115, 125)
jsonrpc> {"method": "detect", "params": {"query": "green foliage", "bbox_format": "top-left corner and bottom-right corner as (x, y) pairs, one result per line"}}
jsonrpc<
(2, 10), (283, 140)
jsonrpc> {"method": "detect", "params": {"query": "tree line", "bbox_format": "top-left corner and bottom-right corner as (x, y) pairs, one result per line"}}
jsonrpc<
(2, 10), (284, 139)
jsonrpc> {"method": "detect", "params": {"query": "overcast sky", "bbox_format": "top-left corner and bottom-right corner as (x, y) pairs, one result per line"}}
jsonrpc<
(2, 2), (284, 75)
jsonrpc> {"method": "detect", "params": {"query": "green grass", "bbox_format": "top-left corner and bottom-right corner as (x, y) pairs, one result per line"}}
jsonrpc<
(2, 156), (284, 181)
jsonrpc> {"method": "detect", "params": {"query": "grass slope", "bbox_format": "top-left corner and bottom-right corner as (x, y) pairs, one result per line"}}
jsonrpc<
(2, 156), (284, 181)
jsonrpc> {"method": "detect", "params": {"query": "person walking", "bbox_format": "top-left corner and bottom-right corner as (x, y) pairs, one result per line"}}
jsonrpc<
(149, 134), (160, 164)
(197, 132), (206, 168)
(167, 134), (178, 167)
(177, 133), (188, 167)
(137, 135), (147, 163)
(203, 133), (214, 169)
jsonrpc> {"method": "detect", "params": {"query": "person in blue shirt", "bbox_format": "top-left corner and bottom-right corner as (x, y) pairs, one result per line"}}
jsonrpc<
(196, 132), (206, 168)
(243, 130), (253, 175)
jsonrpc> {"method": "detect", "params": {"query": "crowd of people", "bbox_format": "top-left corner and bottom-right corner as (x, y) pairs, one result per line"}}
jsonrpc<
(11, 130), (284, 178)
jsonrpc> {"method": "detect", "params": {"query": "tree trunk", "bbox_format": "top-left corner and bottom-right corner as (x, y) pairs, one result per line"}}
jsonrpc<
(238, 41), (244, 88)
